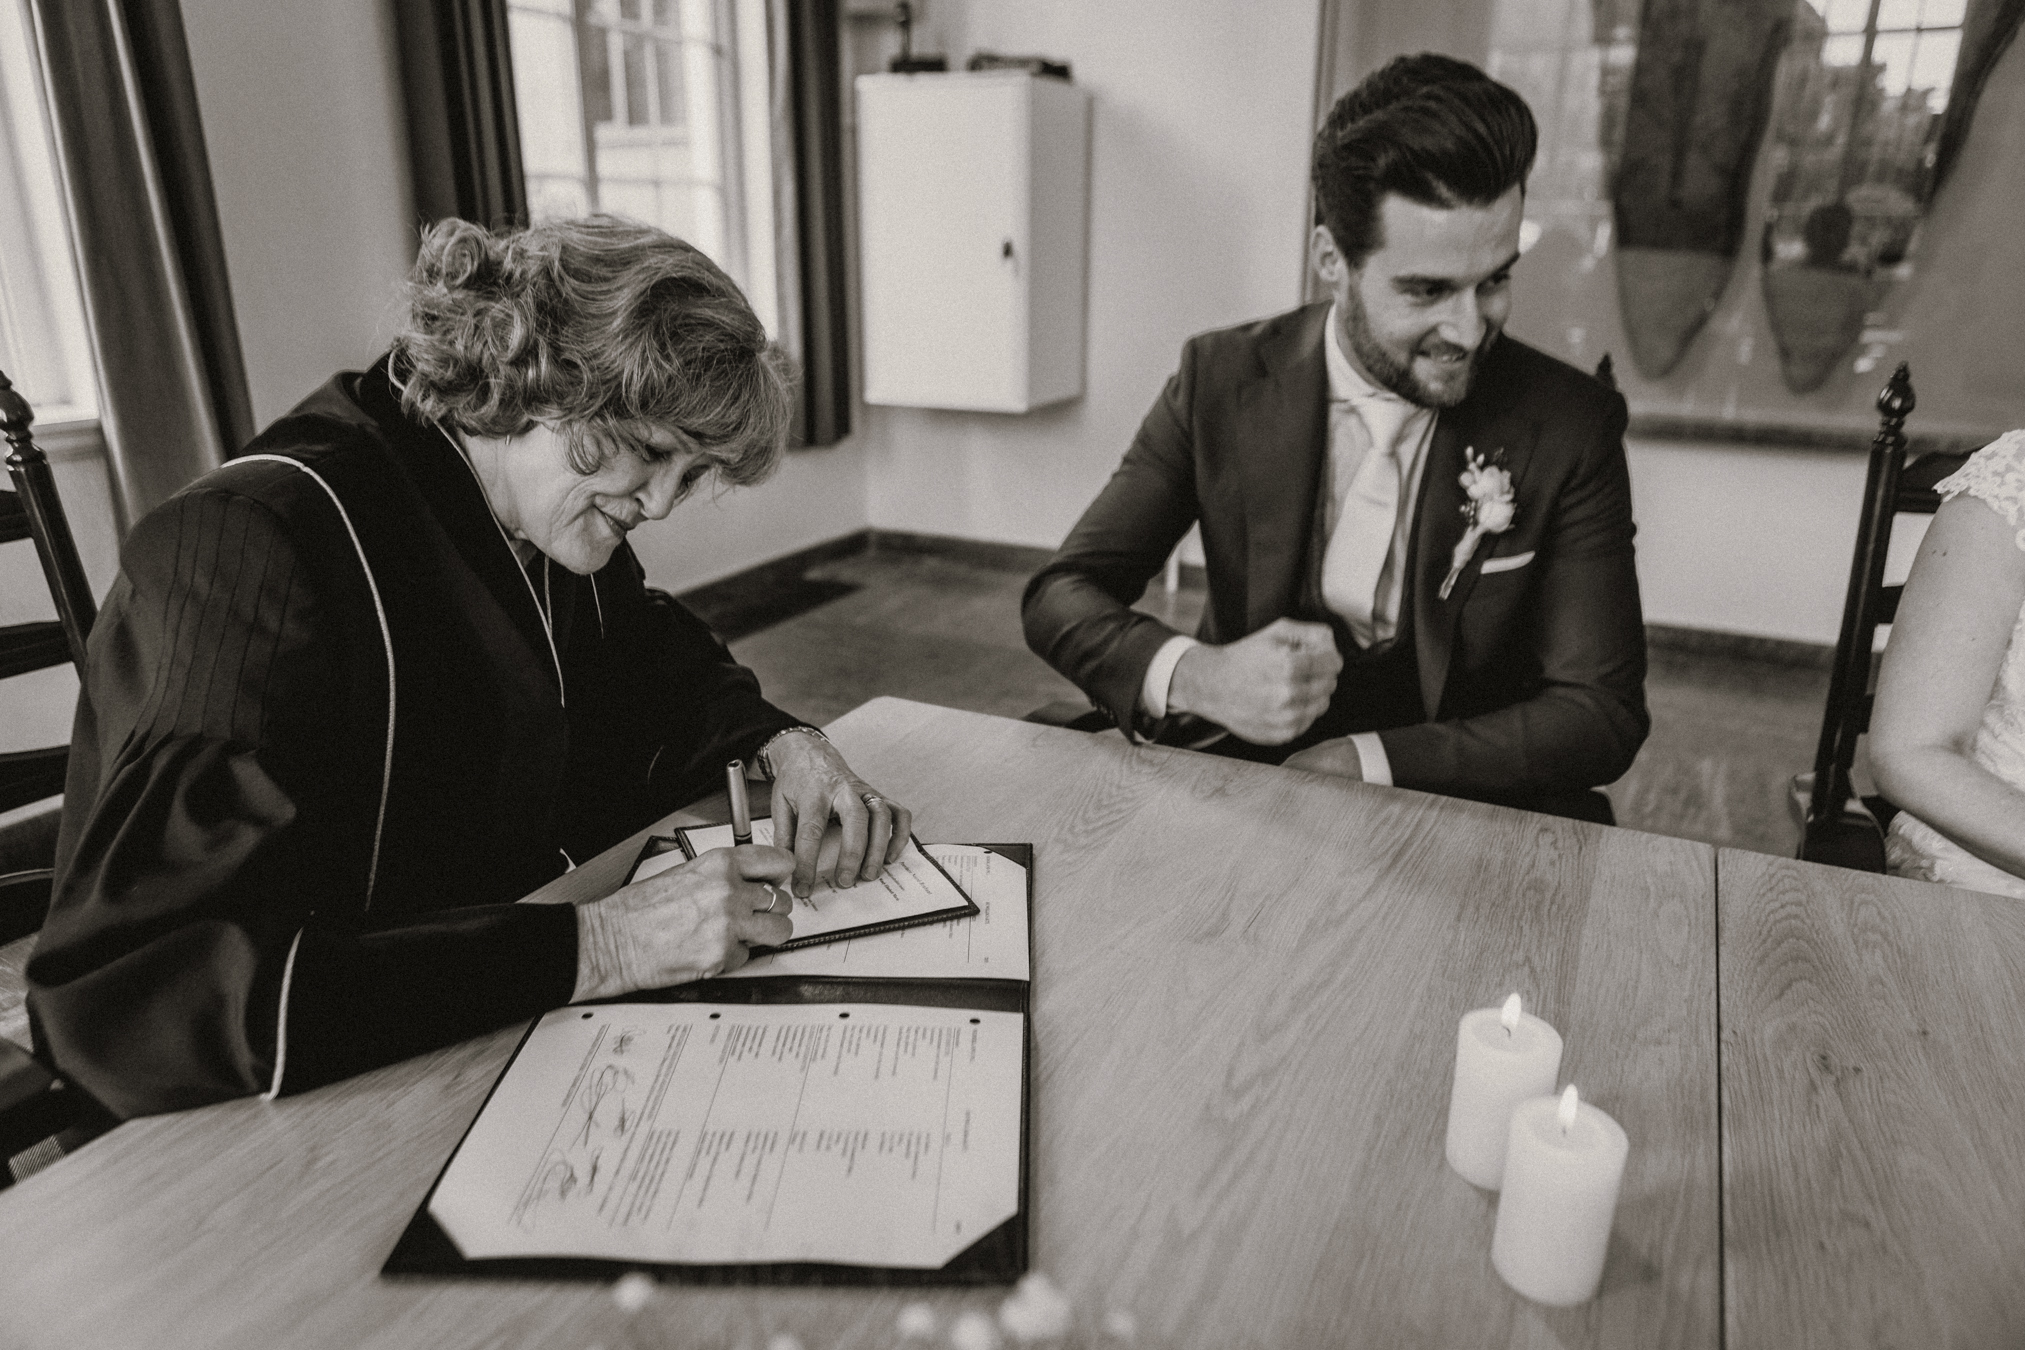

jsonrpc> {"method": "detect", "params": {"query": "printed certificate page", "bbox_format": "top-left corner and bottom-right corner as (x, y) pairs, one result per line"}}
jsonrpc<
(726, 845), (1029, 982)
(429, 1003), (1023, 1268)
(638, 822), (973, 946)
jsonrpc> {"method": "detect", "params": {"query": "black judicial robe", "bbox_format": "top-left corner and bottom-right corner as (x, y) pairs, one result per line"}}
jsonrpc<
(28, 359), (804, 1119)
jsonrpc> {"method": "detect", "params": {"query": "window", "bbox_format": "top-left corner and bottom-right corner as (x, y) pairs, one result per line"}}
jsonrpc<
(1817, 0), (1966, 111)
(0, 0), (97, 427)
(507, 0), (780, 333)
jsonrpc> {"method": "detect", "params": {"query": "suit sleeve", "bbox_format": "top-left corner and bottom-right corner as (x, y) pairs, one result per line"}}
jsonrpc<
(29, 488), (577, 1119)
(1022, 343), (1205, 728)
(1377, 396), (1649, 797)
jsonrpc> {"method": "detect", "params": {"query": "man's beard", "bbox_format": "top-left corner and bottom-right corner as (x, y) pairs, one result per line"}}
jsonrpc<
(1343, 292), (1495, 410)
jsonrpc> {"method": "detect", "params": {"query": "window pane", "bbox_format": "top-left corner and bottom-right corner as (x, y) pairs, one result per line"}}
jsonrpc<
(622, 33), (650, 125)
(1870, 31), (1916, 95)
(1822, 32), (1866, 66)
(506, 0), (777, 334)
(1920, 0), (1968, 25)
(654, 37), (686, 126)
(1909, 28), (1963, 111)
(1875, 0), (1923, 30)
(1822, 0), (1871, 33)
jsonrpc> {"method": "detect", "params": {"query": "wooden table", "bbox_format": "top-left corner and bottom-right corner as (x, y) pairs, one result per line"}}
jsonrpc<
(1716, 849), (2025, 1349)
(0, 696), (1725, 1347)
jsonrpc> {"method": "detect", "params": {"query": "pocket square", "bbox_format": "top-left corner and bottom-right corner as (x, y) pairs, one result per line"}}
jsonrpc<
(1479, 550), (1535, 575)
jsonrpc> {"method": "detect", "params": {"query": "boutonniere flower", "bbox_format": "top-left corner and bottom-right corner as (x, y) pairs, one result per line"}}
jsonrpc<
(1440, 447), (1516, 600)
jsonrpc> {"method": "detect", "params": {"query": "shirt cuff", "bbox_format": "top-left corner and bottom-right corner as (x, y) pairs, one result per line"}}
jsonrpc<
(1349, 731), (1393, 786)
(1139, 635), (1201, 719)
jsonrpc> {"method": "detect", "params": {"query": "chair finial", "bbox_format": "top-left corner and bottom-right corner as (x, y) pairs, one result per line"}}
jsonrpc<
(0, 367), (34, 457)
(1877, 362), (1915, 424)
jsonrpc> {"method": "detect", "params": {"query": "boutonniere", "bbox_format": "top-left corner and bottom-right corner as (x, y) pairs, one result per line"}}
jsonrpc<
(1440, 447), (1516, 600)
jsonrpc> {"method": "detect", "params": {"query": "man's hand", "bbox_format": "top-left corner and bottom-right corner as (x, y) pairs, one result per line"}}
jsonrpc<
(1166, 618), (1341, 744)
(1282, 736), (1367, 781)
(765, 730), (914, 896)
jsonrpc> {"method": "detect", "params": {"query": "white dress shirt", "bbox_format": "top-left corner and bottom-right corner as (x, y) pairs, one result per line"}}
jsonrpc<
(1139, 306), (1435, 784)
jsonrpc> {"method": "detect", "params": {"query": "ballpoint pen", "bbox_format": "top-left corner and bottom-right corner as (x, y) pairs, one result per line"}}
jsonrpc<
(726, 759), (753, 846)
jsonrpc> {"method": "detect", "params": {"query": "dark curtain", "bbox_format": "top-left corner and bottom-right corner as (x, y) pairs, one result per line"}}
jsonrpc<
(393, 0), (528, 229)
(28, 0), (249, 523)
(784, 0), (850, 447)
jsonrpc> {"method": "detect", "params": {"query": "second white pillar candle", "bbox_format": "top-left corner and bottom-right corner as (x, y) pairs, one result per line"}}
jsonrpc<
(1491, 1087), (1630, 1306)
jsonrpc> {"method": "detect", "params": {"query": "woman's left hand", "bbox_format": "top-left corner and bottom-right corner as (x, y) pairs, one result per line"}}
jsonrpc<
(766, 730), (913, 896)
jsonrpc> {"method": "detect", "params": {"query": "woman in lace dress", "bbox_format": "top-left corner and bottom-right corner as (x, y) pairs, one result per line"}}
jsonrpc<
(1872, 430), (2025, 898)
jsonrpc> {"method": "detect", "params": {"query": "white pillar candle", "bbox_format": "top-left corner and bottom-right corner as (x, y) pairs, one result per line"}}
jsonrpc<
(1445, 993), (1563, 1189)
(1491, 1085), (1630, 1306)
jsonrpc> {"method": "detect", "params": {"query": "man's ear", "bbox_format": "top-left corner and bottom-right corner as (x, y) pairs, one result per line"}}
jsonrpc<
(1310, 224), (1346, 286)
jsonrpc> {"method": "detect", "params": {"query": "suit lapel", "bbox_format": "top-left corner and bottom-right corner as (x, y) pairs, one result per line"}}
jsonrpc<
(1244, 304), (1332, 630)
(1410, 339), (1535, 720)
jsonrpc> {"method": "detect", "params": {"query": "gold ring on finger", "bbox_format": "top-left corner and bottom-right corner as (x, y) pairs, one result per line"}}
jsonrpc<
(861, 792), (884, 810)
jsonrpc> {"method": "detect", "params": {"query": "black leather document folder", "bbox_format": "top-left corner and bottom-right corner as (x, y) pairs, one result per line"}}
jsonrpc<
(384, 844), (1033, 1286)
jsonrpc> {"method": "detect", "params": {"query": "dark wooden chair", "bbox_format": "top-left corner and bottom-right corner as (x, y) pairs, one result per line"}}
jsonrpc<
(2, 366), (95, 837)
(1797, 363), (1969, 871)
(0, 366), (95, 1184)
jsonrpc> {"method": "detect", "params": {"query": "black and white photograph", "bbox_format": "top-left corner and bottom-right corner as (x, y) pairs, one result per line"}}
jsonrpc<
(3, 0), (2023, 1345)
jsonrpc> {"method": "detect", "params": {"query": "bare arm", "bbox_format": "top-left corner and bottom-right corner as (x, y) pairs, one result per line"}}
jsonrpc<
(1870, 494), (2025, 877)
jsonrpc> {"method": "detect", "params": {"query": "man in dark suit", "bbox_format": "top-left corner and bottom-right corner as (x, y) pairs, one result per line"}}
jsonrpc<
(1022, 54), (1647, 822)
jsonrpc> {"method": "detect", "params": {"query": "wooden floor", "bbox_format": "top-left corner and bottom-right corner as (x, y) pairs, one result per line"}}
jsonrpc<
(707, 544), (1831, 858)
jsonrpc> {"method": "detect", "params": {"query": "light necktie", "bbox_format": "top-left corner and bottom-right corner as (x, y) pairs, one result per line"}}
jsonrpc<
(1321, 393), (1416, 647)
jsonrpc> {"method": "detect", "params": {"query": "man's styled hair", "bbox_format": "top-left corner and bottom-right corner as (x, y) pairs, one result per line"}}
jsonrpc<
(1312, 54), (1538, 270)
(393, 214), (793, 483)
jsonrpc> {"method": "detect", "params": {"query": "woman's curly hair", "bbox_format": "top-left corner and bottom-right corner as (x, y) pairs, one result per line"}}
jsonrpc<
(391, 215), (794, 484)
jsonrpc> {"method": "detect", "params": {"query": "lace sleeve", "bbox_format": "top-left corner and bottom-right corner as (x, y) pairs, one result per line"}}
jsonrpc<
(1936, 430), (2025, 553)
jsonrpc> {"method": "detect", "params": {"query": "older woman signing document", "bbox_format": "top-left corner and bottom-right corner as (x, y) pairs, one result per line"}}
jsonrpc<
(30, 217), (910, 1119)
(1871, 430), (2025, 898)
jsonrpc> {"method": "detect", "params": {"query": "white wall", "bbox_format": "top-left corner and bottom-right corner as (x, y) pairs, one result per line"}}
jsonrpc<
(1626, 439), (1863, 645)
(850, 0), (1322, 550)
(626, 441), (869, 587)
(179, 0), (417, 429)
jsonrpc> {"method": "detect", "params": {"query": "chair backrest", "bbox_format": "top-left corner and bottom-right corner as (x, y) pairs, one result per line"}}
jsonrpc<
(1, 367), (96, 671)
(2, 366), (96, 846)
(1801, 363), (1967, 860)
(0, 371), (93, 1179)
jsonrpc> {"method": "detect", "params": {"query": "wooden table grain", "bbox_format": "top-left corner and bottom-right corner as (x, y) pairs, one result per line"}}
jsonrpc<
(1717, 848), (2025, 1350)
(0, 698), (1720, 1349)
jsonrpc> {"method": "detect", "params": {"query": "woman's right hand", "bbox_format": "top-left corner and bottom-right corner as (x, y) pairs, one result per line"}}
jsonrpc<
(571, 844), (795, 1002)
